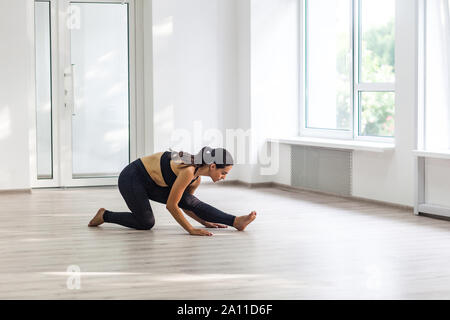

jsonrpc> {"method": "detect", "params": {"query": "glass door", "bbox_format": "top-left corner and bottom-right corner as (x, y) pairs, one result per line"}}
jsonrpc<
(32, 0), (136, 188)
(61, 0), (136, 187)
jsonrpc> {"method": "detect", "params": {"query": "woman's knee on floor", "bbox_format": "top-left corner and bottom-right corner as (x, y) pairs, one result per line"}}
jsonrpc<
(135, 213), (155, 230)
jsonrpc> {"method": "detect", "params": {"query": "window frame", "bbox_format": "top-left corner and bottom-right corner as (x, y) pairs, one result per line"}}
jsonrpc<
(300, 0), (395, 143)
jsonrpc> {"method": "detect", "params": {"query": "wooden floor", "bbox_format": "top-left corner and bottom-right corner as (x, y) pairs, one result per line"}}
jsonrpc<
(1, 184), (450, 299)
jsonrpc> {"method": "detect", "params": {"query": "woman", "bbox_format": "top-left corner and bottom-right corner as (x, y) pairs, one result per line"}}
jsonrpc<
(88, 146), (257, 236)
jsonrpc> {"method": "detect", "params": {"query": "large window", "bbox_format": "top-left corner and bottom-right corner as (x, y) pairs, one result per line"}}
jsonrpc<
(303, 0), (395, 140)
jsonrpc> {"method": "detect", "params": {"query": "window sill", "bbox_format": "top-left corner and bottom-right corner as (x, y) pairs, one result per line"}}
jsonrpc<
(413, 149), (450, 160)
(268, 137), (395, 153)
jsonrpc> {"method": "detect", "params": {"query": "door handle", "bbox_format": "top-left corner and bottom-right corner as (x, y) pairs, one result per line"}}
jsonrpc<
(70, 63), (76, 116)
(63, 64), (76, 116)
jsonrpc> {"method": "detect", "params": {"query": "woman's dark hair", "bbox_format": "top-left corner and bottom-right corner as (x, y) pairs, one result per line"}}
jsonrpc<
(171, 146), (234, 169)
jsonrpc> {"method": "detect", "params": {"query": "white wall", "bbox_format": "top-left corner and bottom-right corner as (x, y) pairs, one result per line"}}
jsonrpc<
(151, 0), (239, 181)
(0, 0), (34, 191)
(236, 0), (252, 182)
(151, 0), (236, 148)
(237, 0), (299, 184)
(251, 0), (300, 141)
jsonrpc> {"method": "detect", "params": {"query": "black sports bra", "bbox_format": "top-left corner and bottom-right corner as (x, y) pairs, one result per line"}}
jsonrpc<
(160, 151), (199, 188)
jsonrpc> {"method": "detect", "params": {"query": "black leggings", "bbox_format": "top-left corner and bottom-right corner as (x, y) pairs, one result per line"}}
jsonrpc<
(103, 159), (236, 230)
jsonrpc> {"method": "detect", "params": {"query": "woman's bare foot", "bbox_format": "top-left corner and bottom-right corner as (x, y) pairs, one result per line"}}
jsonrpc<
(233, 211), (257, 231)
(88, 208), (106, 227)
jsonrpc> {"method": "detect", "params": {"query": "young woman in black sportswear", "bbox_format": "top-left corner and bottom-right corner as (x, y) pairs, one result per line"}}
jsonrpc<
(88, 146), (257, 236)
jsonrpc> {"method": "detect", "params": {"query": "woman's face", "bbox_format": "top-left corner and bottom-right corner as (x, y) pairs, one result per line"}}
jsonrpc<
(209, 164), (232, 182)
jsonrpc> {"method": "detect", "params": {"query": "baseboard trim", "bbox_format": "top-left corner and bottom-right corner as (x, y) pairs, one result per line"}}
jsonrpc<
(215, 180), (413, 212)
(350, 195), (413, 211)
(276, 182), (413, 211)
(272, 182), (349, 197)
(206, 180), (274, 188)
(0, 188), (32, 195)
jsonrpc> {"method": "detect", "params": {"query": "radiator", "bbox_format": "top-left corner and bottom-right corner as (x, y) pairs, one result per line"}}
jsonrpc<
(291, 145), (352, 196)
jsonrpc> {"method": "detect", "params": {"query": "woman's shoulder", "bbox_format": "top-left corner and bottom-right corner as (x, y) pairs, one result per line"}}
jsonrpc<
(140, 152), (165, 170)
(174, 162), (196, 174)
(141, 152), (164, 160)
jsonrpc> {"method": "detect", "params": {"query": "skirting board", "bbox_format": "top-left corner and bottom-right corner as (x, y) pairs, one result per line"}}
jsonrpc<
(417, 203), (450, 219)
(0, 188), (32, 194)
(202, 180), (273, 189)
(215, 180), (414, 212)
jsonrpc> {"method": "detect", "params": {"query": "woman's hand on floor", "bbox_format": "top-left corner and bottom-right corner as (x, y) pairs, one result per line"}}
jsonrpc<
(189, 228), (214, 236)
(202, 221), (228, 228)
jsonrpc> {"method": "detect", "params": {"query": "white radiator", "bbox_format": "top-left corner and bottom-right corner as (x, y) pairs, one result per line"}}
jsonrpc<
(291, 146), (352, 196)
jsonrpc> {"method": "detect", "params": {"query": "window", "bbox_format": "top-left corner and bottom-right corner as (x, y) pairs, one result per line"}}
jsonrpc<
(302, 0), (395, 141)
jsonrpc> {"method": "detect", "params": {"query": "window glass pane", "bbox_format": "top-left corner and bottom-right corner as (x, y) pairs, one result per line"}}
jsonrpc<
(360, 0), (395, 83)
(35, 1), (53, 179)
(70, 3), (129, 178)
(360, 92), (395, 137)
(306, 0), (352, 130)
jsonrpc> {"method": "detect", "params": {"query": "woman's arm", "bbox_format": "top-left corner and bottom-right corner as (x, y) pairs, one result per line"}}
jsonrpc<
(182, 177), (227, 228)
(182, 209), (206, 224)
(182, 178), (204, 223)
(182, 208), (228, 228)
(166, 168), (212, 236)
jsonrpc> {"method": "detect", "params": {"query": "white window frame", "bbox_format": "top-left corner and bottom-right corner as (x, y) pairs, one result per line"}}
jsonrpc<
(300, 0), (395, 143)
(30, 0), (60, 188)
